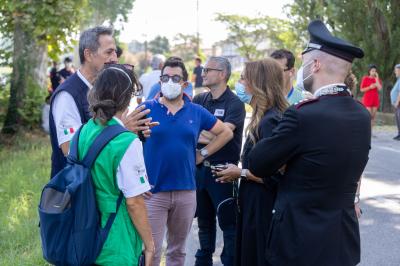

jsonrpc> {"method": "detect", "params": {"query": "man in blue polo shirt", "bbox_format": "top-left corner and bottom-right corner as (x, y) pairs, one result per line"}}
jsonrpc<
(270, 49), (307, 105)
(193, 56), (246, 266)
(141, 58), (233, 266)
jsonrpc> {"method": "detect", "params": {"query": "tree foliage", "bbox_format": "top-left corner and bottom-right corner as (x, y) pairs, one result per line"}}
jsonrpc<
(84, 0), (134, 27)
(286, 0), (400, 111)
(215, 13), (302, 61)
(0, 0), (136, 134)
(171, 33), (199, 62)
(149, 35), (170, 55)
(0, 0), (87, 59)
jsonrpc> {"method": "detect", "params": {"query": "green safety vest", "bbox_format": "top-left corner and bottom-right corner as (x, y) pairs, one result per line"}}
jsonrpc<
(78, 118), (142, 266)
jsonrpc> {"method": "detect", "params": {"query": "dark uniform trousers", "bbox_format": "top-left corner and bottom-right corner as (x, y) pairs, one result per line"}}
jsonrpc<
(195, 163), (236, 266)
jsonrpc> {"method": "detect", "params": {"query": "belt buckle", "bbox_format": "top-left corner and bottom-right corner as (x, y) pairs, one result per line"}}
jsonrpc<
(203, 160), (210, 167)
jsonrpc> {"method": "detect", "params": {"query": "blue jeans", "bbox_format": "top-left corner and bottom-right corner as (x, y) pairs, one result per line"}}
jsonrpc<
(195, 164), (236, 266)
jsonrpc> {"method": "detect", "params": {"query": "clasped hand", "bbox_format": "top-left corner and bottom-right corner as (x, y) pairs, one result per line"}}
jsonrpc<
(214, 164), (241, 183)
(121, 105), (160, 137)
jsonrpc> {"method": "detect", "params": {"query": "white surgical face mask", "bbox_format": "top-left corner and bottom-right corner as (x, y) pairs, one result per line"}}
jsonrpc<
(296, 60), (314, 91)
(161, 80), (182, 100)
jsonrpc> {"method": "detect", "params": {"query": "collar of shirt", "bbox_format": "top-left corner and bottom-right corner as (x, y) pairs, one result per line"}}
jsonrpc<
(156, 94), (191, 110)
(208, 86), (231, 102)
(313, 83), (346, 97)
(287, 87), (294, 99)
(77, 69), (93, 89)
(112, 116), (125, 127)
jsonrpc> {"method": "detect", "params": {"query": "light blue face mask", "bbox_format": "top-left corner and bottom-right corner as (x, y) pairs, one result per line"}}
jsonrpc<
(235, 82), (252, 104)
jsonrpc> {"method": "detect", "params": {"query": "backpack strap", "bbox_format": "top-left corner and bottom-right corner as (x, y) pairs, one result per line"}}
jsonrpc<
(82, 124), (128, 236)
(102, 192), (124, 235)
(81, 124), (128, 168)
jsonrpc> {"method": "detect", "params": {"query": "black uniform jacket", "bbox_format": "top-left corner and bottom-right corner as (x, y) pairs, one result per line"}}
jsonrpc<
(248, 92), (371, 266)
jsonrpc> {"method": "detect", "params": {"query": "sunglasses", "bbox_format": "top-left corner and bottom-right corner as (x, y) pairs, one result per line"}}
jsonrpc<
(160, 74), (183, 83)
(104, 62), (135, 71)
(202, 68), (223, 74)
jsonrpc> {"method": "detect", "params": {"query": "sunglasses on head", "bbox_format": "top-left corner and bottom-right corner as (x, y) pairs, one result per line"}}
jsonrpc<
(104, 62), (135, 71)
(160, 74), (183, 83)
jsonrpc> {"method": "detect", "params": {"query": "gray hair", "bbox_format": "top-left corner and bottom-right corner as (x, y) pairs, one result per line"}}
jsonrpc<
(79, 26), (114, 64)
(151, 54), (166, 70)
(208, 56), (231, 82)
(395, 64), (400, 69)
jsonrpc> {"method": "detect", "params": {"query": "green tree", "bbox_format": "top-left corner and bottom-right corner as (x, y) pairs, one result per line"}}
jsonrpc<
(83, 0), (134, 27)
(0, 0), (87, 134)
(171, 33), (199, 62)
(286, 0), (400, 111)
(215, 13), (302, 61)
(0, 0), (136, 134)
(149, 35), (170, 55)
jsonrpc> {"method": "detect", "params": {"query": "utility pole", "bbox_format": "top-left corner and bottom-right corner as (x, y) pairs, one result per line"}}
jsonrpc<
(196, 0), (200, 56)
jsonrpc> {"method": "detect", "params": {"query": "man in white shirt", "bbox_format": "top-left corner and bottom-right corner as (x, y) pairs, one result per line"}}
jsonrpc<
(136, 54), (166, 104)
(49, 26), (155, 178)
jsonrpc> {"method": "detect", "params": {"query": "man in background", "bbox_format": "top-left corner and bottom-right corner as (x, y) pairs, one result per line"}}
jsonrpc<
(193, 56), (246, 266)
(270, 49), (306, 105)
(58, 57), (75, 84)
(137, 54), (165, 104)
(192, 57), (204, 95)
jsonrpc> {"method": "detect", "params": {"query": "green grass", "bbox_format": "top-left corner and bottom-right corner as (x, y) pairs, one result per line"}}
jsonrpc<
(0, 131), (51, 265)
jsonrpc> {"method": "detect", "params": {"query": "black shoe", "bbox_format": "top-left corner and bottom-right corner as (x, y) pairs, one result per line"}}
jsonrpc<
(394, 135), (400, 140)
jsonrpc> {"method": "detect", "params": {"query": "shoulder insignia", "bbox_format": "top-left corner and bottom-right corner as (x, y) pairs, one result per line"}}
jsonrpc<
(295, 98), (319, 109)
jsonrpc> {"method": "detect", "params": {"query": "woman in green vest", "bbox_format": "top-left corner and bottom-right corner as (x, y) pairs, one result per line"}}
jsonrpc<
(80, 64), (155, 265)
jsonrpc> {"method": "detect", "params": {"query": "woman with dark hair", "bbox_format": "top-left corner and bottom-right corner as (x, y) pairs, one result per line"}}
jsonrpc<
(216, 58), (289, 266)
(80, 64), (154, 265)
(360, 64), (382, 128)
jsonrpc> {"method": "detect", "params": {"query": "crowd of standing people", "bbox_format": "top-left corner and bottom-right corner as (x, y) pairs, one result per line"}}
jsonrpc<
(42, 19), (399, 266)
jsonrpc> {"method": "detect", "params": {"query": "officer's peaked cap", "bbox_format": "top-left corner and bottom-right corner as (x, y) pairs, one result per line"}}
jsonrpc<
(302, 20), (364, 62)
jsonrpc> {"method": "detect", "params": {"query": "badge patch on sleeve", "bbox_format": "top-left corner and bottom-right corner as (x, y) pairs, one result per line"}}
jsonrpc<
(140, 176), (145, 184)
(63, 127), (75, 135)
(214, 109), (225, 117)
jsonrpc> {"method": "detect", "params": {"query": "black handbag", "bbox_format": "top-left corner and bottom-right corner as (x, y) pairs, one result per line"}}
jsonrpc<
(138, 252), (145, 266)
(216, 181), (239, 229)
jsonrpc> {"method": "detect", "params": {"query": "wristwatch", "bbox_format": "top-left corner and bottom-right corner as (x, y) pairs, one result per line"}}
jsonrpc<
(200, 148), (209, 158)
(354, 194), (360, 204)
(240, 169), (248, 180)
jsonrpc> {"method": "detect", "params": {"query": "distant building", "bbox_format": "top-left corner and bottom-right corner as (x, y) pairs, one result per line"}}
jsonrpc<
(210, 39), (274, 72)
(211, 41), (246, 72)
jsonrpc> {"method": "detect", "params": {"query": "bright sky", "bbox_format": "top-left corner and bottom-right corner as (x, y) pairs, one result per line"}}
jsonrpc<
(119, 0), (293, 48)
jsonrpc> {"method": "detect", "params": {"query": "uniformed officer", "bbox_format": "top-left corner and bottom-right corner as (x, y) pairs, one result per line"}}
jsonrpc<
(247, 20), (371, 265)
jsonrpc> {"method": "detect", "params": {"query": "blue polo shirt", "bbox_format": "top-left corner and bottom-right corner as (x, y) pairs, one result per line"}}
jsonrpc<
(141, 96), (217, 193)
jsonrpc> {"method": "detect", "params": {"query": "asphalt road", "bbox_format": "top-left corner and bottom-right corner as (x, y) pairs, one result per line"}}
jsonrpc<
(181, 126), (400, 266)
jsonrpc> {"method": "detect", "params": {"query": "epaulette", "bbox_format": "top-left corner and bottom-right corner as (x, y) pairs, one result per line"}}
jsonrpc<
(295, 98), (319, 109)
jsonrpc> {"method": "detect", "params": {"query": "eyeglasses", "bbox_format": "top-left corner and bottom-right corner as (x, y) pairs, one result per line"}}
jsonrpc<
(104, 62), (135, 71)
(160, 74), (183, 83)
(202, 68), (223, 74)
